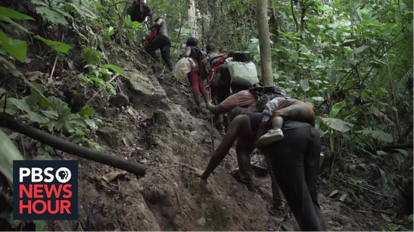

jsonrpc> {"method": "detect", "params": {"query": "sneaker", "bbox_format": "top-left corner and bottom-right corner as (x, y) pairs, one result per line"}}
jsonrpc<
(257, 129), (284, 145)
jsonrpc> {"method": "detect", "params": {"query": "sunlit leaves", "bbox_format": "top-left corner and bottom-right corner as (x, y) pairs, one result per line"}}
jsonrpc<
(34, 35), (72, 53)
(103, 64), (127, 78)
(0, 129), (24, 184)
(0, 6), (34, 20)
(329, 101), (346, 118)
(321, 117), (354, 132)
(0, 30), (27, 62)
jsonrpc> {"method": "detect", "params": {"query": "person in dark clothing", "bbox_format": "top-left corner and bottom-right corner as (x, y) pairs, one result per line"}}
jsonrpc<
(182, 37), (209, 106)
(196, 113), (326, 231)
(265, 122), (326, 231)
(144, 18), (173, 71)
(127, 0), (153, 23)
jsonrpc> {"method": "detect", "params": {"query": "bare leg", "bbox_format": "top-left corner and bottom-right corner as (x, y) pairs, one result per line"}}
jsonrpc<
(235, 135), (255, 189)
(270, 116), (284, 130)
(257, 116), (285, 145)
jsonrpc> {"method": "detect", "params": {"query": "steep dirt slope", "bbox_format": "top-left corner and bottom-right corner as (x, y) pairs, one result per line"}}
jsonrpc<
(44, 59), (384, 230)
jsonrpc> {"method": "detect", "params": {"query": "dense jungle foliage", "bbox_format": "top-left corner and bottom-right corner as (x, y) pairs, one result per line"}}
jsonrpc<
(0, 0), (412, 230)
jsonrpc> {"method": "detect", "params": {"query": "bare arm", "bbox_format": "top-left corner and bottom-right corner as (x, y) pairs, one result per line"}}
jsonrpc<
(206, 101), (228, 115)
(182, 46), (192, 57)
(199, 58), (208, 80)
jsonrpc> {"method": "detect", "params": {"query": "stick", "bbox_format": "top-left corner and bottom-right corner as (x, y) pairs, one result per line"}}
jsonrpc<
(209, 88), (215, 152)
(85, 74), (120, 106)
(49, 56), (58, 82)
(0, 114), (147, 176)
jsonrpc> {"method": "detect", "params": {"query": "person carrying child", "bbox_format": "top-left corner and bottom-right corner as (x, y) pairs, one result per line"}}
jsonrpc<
(256, 93), (315, 145)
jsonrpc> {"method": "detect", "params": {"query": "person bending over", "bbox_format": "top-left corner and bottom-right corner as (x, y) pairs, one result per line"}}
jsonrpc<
(206, 78), (254, 115)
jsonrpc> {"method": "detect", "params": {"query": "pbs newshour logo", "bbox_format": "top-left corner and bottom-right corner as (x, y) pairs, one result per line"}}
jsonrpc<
(13, 160), (78, 220)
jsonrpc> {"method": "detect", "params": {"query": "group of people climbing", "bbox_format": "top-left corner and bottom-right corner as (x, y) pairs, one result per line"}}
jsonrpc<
(128, 2), (326, 230)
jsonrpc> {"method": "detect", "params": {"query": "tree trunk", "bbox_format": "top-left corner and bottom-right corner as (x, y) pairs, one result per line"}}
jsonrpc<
(256, 0), (274, 86)
(188, 0), (198, 38)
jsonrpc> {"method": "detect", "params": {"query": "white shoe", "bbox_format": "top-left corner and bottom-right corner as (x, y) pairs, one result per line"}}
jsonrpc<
(257, 129), (284, 145)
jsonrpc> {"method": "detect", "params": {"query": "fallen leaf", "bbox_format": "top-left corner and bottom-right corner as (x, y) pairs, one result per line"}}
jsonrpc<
(339, 193), (348, 202)
(329, 189), (339, 197)
(26, 71), (47, 81)
(102, 171), (128, 182)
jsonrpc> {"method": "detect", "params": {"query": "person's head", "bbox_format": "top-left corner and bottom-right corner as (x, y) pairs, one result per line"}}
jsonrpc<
(186, 37), (198, 47)
(227, 51), (234, 58)
(206, 44), (216, 54)
(231, 79), (252, 93)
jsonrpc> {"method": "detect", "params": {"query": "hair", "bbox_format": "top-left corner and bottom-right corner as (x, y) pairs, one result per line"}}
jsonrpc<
(186, 37), (198, 47)
(231, 78), (252, 93)
(227, 51), (234, 58)
(206, 44), (216, 54)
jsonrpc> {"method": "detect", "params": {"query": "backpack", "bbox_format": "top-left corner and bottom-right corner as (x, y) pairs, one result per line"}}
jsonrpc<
(190, 46), (206, 63)
(249, 86), (288, 112)
(205, 54), (225, 76)
(127, 1), (151, 23)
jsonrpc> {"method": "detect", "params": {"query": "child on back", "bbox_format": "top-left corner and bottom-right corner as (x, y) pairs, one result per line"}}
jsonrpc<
(257, 95), (315, 145)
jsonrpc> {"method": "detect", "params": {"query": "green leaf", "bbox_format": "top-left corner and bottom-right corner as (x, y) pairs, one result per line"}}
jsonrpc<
(79, 105), (95, 117)
(321, 118), (354, 132)
(300, 79), (310, 92)
(47, 96), (71, 120)
(35, 7), (68, 25)
(356, 129), (393, 143)
(103, 64), (127, 78)
(31, 0), (49, 7)
(41, 110), (58, 119)
(312, 96), (324, 101)
(8, 98), (32, 113)
(340, 39), (356, 46)
(82, 47), (102, 65)
(0, 30), (27, 62)
(376, 151), (388, 156)
(381, 214), (392, 223)
(0, 6), (34, 20)
(392, 149), (410, 156)
(0, 16), (31, 34)
(69, 3), (96, 19)
(354, 45), (369, 54)
(24, 111), (50, 124)
(0, 129), (24, 184)
(34, 35), (72, 53)
(34, 220), (46, 231)
(329, 101), (346, 118)
(408, 214), (413, 222)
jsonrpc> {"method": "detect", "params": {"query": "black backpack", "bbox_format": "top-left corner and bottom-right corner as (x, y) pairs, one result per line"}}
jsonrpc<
(190, 46), (206, 63)
(249, 86), (288, 112)
(127, 2), (151, 23)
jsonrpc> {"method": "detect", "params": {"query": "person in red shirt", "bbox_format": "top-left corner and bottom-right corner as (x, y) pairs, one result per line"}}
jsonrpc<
(181, 37), (209, 106)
